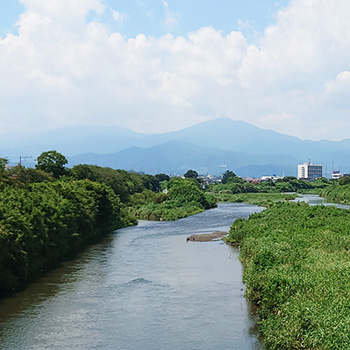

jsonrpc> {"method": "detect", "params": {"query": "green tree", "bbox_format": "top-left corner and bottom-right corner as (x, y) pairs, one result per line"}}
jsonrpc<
(222, 170), (238, 184)
(36, 150), (68, 178)
(184, 169), (198, 179)
(155, 173), (170, 183)
(0, 157), (9, 171)
(11, 165), (53, 185)
(339, 175), (350, 186)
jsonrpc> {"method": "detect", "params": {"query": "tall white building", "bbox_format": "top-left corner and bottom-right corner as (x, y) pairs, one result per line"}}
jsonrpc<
(297, 162), (322, 181)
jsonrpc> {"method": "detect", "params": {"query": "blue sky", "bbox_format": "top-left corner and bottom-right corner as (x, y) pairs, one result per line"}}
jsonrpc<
(0, 0), (349, 141)
(0, 1), (289, 39)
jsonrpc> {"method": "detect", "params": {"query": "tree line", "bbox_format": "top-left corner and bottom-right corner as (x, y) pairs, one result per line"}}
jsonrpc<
(0, 151), (216, 292)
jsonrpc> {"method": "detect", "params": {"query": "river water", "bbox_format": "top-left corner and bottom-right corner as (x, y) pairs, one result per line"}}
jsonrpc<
(293, 194), (350, 209)
(0, 203), (264, 350)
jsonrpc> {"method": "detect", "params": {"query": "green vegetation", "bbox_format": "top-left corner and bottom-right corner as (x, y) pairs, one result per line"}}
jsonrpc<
(129, 177), (216, 221)
(184, 169), (198, 179)
(321, 181), (350, 204)
(0, 179), (123, 291)
(207, 174), (332, 204)
(212, 192), (297, 206)
(36, 150), (68, 178)
(226, 201), (350, 349)
(0, 152), (217, 292)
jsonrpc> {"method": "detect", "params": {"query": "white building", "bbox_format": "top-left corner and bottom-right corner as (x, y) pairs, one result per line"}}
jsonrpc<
(297, 162), (322, 181)
(332, 171), (342, 180)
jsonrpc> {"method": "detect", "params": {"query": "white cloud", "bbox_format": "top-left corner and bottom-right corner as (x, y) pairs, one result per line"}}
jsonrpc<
(324, 71), (350, 109)
(112, 10), (128, 24)
(161, 0), (180, 30)
(0, 0), (350, 140)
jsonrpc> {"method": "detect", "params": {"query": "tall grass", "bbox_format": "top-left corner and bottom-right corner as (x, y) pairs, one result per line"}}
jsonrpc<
(227, 202), (350, 349)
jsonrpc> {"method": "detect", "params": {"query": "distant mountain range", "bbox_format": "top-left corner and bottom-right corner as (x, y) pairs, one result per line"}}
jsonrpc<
(1, 118), (349, 177)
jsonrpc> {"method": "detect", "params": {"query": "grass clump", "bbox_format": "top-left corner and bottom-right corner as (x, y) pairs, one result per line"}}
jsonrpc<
(227, 201), (350, 349)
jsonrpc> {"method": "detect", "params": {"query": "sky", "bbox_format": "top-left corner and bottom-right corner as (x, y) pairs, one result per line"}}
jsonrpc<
(0, 0), (349, 141)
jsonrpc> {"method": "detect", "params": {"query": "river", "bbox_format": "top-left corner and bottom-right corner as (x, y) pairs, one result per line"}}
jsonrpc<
(0, 203), (264, 350)
(293, 193), (350, 209)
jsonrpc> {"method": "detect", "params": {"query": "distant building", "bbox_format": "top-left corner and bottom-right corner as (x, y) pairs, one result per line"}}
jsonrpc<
(297, 162), (322, 181)
(331, 171), (348, 180)
(260, 175), (283, 182)
(332, 170), (342, 180)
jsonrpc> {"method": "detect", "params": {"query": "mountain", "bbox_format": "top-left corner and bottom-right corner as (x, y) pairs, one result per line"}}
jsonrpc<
(68, 140), (299, 177)
(2, 117), (350, 176)
(139, 118), (302, 155)
(0, 125), (146, 166)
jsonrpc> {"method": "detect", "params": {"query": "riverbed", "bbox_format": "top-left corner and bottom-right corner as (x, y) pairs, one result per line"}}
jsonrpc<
(0, 203), (264, 350)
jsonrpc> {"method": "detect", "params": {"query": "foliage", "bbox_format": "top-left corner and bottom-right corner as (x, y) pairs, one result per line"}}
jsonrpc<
(321, 183), (350, 204)
(141, 173), (169, 192)
(226, 202), (350, 349)
(339, 175), (350, 186)
(208, 176), (332, 202)
(0, 157), (220, 292)
(212, 192), (297, 206)
(0, 157), (9, 171)
(221, 170), (238, 184)
(208, 181), (256, 197)
(70, 164), (144, 203)
(131, 177), (217, 221)
(184, 169), (198, 179)
(36, 150), (68, 178)
(0, 178), (126, 291)
(9, 165), (53, 186)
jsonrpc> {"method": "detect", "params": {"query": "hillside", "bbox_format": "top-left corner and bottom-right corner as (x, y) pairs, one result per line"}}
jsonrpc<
(68, 140), (298, 176)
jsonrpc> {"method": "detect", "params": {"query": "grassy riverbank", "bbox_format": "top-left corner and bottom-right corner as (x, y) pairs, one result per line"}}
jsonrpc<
(129, 178), (217, 221)
(321, 183), (350, 204)
(226, 201), (350, 349)
(206, 191), (297, 206)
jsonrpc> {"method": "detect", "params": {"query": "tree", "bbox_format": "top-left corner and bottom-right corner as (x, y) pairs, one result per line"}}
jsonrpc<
(184, 169), (198, 179)
(155, 173), (170, 183)
(0, 157), (9, 171)
(36, 150), (68, 178)
(222, 170), (238, 184)
(339, 175), (350, 186)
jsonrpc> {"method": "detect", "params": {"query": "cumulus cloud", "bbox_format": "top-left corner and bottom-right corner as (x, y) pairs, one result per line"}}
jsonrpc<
(0, 0), (350, 140)
(324, 71), (350, 112)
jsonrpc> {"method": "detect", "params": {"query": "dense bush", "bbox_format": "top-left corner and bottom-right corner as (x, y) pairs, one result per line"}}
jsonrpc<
(131, 178), (217, 221)
(227, 201), (350, 349)
(70, 164), (144, 203)
(0, 179), (124, 291)
(207, 176), (332, 203)
(321, 183), (350, 204)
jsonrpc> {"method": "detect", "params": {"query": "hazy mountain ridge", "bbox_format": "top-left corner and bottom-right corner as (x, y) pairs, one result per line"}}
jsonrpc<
(67, 139), (299, 176)
(1, 118), (350, 176)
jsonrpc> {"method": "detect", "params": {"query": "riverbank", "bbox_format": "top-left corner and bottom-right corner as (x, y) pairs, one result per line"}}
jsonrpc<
(226, 201), (350, 349)
(205, 191), (297, 207)
(0, 180), (125, 293)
